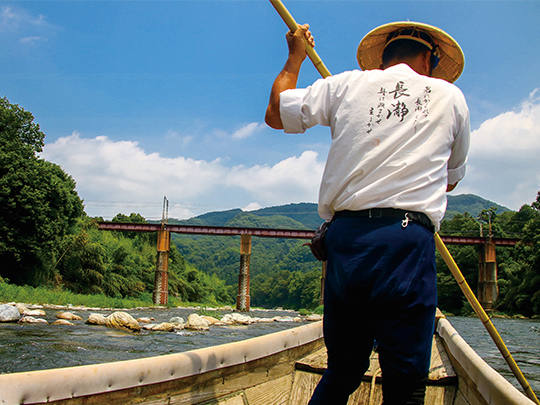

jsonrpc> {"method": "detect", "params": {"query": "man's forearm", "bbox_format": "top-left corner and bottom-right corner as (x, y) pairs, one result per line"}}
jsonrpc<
(265, 24), (313, 130)
(265, 55), (304, 129)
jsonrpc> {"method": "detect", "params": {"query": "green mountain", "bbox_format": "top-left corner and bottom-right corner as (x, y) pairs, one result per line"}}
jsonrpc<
(445, 194), (511, 219)
(171, 194), (511, 230)
(169, 208), (318, 297)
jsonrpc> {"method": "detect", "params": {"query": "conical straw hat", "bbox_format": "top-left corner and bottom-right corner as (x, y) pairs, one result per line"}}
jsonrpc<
(357, 21), (465, 83)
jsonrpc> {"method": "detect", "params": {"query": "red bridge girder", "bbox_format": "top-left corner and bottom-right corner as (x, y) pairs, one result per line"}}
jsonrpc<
(97, 222), (315, 239)
(440, 236), (520, 246)
(97, 222), (520, 246)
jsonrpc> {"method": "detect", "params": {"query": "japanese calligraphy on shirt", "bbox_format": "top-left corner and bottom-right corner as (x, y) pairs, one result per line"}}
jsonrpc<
(367, 81), (432, 135)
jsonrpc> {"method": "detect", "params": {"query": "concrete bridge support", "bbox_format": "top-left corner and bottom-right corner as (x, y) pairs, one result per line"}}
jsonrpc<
(153, 229), (170, 305)
(478, 240), (498, 311)
(236, 234), (252, 312)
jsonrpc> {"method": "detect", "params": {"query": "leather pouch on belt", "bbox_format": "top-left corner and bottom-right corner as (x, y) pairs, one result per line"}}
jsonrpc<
(304, 221), (331, 261)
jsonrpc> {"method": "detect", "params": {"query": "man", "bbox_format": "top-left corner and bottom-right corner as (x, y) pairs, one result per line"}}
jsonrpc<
(265, 21), (470, 405)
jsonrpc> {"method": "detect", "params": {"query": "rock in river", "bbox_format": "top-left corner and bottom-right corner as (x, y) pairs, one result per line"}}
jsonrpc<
(19, 316), (48, 324)
(52, 319), (75, 326)
(169, 316), (185, 326)
(142, 322), (176, 332)
(106, 312), (141, 332)
(221, 313), (254, 325)
(56, 312), (82, 321)
(86, 313), (108, 325)
(24, 309), (47, 317)
(185, 314), (210, 331)
(0, 304), (21, 322)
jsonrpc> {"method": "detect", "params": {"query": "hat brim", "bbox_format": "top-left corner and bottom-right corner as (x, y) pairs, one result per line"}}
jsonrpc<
(357, 21), (465, 83)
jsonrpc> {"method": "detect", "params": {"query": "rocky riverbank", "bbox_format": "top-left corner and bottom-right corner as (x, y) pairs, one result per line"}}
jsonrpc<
(0, 303), (323, 333)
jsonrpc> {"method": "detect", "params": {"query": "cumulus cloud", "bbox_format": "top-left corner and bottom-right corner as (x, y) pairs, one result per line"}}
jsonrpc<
(226, 151), (323, 204)
(470, 89), (540, 158)
(41, 132), (323, 220)
(461, 89), (540, 210)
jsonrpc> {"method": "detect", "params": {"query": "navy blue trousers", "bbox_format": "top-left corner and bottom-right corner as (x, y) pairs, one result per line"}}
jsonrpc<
(308, 217), (437, 405)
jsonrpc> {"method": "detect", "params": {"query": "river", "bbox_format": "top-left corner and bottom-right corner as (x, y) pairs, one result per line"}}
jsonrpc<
(0, 307), (539, 399)
(450, 315), (540, 398)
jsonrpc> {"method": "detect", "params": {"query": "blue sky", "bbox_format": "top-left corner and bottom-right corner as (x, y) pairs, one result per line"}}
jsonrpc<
(2, 0), (540, 220)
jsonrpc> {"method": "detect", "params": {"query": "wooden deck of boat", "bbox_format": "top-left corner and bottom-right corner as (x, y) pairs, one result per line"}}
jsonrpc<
(289, 333), (459, 405)
(197, 333), (460, 405)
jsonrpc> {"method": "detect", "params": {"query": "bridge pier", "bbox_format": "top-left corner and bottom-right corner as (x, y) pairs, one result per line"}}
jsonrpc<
(478, 240), (498, 311)
(153, 229), (170, 305)
(236, 234), (251, 312)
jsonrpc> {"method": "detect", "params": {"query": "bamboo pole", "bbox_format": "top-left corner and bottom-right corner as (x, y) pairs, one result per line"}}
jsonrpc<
(269, 1), (540, 403)
(269, 0), (331, 78)
(435, 233), (540, 404)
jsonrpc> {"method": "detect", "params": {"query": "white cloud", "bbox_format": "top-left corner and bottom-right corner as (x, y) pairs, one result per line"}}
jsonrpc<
(226, 151), (324, 205)
(41, 132), (322, 220)
(231, 122), (264, 140)
(470, 89), (540, 159)
(1, 6), (51, 32)
(243, 202), (262, 212)
(20, 36), (46, 44)
(1, 6), (57, 45)
(460, 89), (540, 210)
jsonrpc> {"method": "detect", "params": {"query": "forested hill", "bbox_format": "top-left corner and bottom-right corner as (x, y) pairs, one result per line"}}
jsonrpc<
(169, 194), (511, 229)
(444, 194), (510, 219)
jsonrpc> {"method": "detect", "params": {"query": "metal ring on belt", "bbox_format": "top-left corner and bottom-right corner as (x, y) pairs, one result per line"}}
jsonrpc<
(333, 208), (434, 233)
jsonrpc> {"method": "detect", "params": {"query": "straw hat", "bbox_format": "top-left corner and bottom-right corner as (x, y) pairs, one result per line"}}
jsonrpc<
(357, 21), (465, 83)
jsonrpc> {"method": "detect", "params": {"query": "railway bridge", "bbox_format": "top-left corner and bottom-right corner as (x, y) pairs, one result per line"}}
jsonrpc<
(98, 222), (519, 311)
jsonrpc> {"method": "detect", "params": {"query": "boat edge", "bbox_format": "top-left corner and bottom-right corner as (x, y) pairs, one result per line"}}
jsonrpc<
(437, 317), (535, 405)
(0, 321), (323, 404)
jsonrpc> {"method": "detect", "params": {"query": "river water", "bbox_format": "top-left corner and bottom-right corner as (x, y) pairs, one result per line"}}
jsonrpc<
(450, 315), (540, 398)
(1, 307), (539, 399)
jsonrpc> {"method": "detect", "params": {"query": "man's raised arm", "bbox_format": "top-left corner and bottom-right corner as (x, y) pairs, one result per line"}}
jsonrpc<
(265, 24), (314, 130)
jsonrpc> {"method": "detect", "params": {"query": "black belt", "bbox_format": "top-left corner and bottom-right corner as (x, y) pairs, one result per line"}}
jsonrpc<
(334, 208), (434, 232)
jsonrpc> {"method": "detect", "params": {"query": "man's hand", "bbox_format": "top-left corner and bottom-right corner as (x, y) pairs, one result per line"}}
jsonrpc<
(287, 24), (314, 62)
(265, 24), (315, 130)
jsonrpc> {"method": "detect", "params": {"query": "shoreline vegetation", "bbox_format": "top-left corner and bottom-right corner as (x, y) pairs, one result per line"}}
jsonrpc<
(0, 281), (324, 316)
(0, 282), (534, 321)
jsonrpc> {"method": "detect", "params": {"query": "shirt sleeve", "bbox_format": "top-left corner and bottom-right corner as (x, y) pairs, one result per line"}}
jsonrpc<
(279, 76), (336, 134)
(447, 89), (471, 185)
(279, 88), (308, 134)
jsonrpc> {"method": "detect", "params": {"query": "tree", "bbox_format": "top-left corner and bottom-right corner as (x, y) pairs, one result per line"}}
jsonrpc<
(497, 191), (540, 316)
(0, 97), (84, 285)
(437, 213), (483, 314)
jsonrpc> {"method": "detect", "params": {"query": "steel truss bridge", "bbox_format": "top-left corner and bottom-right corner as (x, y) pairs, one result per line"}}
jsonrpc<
(98, 222), (520, 311)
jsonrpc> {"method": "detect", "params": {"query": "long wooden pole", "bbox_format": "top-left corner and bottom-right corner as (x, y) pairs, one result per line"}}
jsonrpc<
(269, 0), (331, 79)
(269, 1), (540, 403)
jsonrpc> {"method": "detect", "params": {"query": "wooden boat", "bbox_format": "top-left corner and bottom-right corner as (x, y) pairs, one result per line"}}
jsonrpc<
(0, 313), (535, 405)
